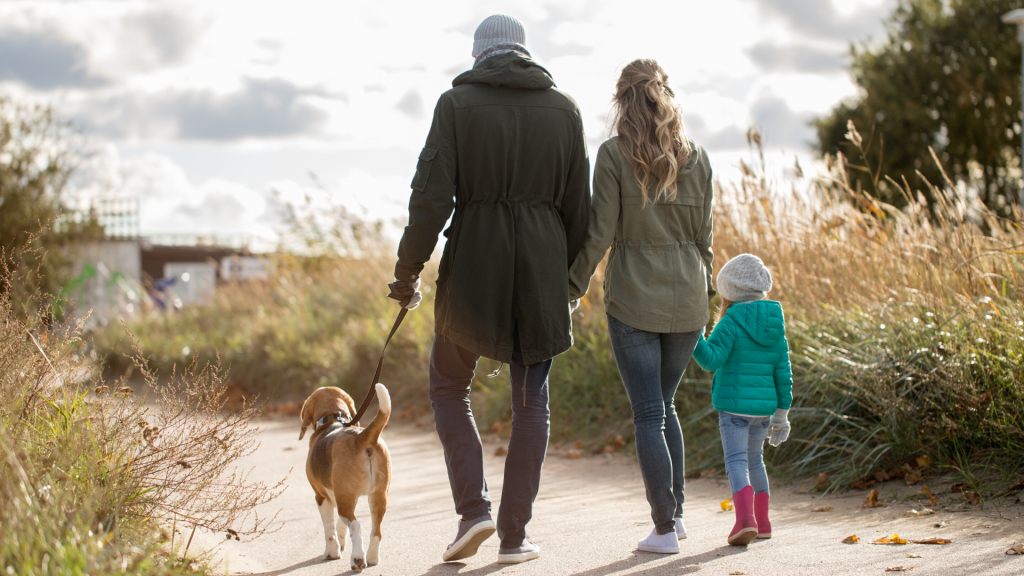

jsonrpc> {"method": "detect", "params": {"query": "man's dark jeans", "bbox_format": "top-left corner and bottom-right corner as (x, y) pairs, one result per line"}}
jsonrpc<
(429, 332), (551, 549)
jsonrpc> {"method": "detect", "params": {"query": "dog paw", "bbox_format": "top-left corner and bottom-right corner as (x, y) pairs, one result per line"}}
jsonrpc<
(324, 550), (341, 561)
(351, 557), (367, 571)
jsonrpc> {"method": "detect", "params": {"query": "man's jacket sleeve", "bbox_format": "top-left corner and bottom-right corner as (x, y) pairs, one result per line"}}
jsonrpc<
(395, 95), (458, 283)
(559, 111), (591, 280)
(567, 142), (617, 301)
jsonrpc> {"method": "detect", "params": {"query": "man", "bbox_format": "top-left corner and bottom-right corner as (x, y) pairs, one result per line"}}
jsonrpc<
(388, 14), (590, 565)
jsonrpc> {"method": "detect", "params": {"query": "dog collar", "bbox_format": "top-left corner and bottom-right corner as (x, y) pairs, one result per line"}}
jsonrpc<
(315, 412), (349, 432)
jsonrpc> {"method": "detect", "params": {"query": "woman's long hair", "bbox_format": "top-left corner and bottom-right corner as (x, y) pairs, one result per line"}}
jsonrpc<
(611, 59), (692, 207)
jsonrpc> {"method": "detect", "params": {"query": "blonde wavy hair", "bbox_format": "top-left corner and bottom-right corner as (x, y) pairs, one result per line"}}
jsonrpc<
(611, 59), (692, 207)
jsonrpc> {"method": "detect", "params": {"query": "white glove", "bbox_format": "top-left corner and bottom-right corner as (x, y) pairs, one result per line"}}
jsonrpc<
(387, 278), (422, 310)
(767, 409), (790, 447)
(569, 299), (580, 313)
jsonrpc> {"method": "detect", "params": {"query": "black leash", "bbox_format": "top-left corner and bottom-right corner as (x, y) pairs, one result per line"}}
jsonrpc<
(343, 306), (408, 427)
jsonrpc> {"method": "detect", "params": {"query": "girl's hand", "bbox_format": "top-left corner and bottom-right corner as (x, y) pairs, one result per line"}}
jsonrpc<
(767, 409), (790, 447)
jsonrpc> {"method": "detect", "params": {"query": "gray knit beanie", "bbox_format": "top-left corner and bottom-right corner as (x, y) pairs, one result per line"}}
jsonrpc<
(716, 254), (773, 302)
(472, 14), (526, 58)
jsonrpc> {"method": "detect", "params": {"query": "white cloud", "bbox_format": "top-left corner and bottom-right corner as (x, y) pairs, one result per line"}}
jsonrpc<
(4, 0), (896, 236)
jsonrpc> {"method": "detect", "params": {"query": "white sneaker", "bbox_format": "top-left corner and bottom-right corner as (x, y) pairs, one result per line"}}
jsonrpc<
(638, 528), (680, 554)
(675, 516), (687, 539)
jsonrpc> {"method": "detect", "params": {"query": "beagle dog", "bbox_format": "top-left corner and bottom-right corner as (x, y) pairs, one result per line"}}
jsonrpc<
(299, 383), (392, 570)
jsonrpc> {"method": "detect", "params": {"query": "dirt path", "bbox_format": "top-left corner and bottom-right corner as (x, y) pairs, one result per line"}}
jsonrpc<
(192, 420), (1024, 576)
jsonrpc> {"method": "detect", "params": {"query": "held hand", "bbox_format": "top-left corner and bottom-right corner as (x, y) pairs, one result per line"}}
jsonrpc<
(767, 409), (790, 447)
(388, 278), (423, 310)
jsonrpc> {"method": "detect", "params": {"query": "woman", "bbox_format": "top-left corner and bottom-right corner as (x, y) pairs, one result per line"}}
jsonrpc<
(568, 59), (714, 554)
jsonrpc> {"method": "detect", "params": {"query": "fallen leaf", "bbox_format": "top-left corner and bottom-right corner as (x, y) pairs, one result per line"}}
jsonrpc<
(916, 455), (931, 469)
(490, 422), (502, 434)
(934, 521), (947, 528)
(927, 494), (938, 506)
(602, 445), (615, 454)
(873, 534), (908, 545)
(851, 479), (876, 490)
(567, 449), (582, 459)
(874, 470), (891, 483)
(1006, 542), (1024, 555)
(889, 467), (906, 479)
(842, 535), (860, 544)
(574, 440), (584, 449)
(721, 498), (734, 511)
(917, 485), (932, 495)
(964, 490), (981, 505)
(885, 567), (914, 572)
(905, 468), (923, 486)
(812, 505), (833, 512)
(949, 482), (967, 493)
(494, 447), (507, 456)
(862, 489), (884, 508)
(918, 508), (936, 516)
(699, 467), (718, 478)
(816, 472), (831, 490)
(911, 537), (952, 545)
(903, 509), (920, 517)
(906, 554), (922, 558)
(613, 435), (626, 448)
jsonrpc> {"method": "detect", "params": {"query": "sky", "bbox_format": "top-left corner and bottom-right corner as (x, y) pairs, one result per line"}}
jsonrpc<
(0, 0), (895, 249)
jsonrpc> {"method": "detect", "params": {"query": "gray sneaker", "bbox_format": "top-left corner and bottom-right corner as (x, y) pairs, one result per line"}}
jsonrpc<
(497, 540), (540, 564)
(442, 516), (496, 562)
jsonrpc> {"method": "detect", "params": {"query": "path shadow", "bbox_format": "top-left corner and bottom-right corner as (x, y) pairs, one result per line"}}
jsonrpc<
(418, 561), (506, 576)
(245, 555), (323, 576)
(568, 545), (743, 576)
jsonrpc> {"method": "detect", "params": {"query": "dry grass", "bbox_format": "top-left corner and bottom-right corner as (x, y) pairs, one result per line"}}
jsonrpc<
(92, 124), (1024, 492)
(1, 253), (285, 575)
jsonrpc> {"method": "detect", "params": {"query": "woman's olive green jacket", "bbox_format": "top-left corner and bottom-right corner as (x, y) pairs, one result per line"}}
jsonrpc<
(568, 138), (715, 333)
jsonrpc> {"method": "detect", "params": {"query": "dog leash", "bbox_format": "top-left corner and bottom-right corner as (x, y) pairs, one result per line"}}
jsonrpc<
(343, 306), (408, 427)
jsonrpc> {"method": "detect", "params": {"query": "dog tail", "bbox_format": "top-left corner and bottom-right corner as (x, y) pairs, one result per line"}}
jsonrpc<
(358, 383), (391, 446)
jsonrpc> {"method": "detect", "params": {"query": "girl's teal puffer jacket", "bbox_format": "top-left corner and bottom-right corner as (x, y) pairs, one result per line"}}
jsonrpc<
(692, 300), (793, 416)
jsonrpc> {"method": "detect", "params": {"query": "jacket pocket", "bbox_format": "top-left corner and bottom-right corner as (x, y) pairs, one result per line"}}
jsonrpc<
(410, 146), (439, 192)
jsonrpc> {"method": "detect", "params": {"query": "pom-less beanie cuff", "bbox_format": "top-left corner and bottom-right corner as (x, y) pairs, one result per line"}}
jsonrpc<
(473, 14), (526, 57)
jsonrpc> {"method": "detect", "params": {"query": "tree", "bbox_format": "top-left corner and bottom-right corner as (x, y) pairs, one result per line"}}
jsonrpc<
(815, 0), (1024, 216)
(0, 95), (102, 308)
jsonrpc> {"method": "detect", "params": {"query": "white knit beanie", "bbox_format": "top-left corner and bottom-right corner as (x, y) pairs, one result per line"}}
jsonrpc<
(472, 14), (526, 58)
(716, 254), (773, 302)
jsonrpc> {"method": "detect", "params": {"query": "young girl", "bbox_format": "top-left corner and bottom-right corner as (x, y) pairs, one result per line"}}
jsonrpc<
(691, 254), (793, 546)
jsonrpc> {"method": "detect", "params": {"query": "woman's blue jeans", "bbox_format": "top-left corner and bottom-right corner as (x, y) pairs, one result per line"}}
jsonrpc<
(606, 313), (700, 536)
(719, 412), (771, 495)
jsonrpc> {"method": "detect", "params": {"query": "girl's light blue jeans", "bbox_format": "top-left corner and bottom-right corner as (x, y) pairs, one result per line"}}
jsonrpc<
(719, 412), (771, 495)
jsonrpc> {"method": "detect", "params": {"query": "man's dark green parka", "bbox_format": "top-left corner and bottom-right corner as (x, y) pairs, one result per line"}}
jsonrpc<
(395, 52), (591, 365)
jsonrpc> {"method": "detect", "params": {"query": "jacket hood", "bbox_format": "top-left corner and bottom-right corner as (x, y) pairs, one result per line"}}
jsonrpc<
(452, 52), (555, 90)
(726, 300), (786, 346)
(677, 142), (703, 174)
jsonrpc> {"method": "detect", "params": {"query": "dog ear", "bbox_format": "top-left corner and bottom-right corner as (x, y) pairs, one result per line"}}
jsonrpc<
(299, 395), (315, 440)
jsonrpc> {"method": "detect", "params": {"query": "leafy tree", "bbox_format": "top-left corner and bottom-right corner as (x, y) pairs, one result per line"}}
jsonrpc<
(816, 0), (1024, 216)
(0, 95), (102, 308)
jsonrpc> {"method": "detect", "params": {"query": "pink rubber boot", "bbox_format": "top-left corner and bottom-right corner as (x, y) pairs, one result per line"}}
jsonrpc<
(754, 491), (771, 539)
(727, 485), (758, 546)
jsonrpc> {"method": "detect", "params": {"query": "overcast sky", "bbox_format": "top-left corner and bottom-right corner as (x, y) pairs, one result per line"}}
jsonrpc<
(0, 0), (895, 247)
